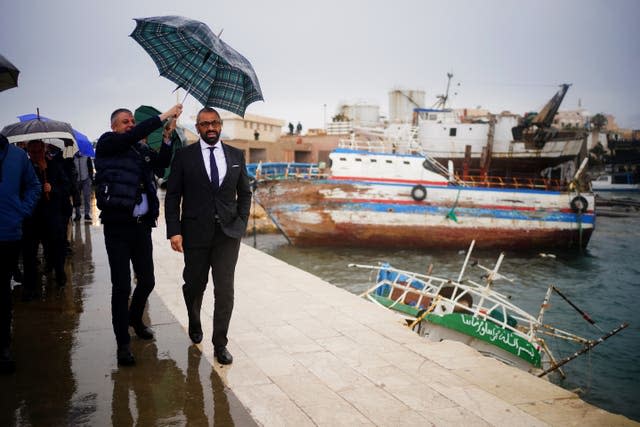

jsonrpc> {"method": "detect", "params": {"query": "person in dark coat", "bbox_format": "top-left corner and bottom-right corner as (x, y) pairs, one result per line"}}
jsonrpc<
(95, 104), (182, 366)
(21, 141), (71, 298)
(0, 134), (41, 373)
(165, 107), (252, 365)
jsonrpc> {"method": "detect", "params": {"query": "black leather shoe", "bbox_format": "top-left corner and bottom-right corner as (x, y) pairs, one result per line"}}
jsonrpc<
(130, 322), (154, 340)
(183, 285), (203, 344)
(188, 326), (203, 344)
(214, 347), (233, 365)
(117, 346), (135, 366)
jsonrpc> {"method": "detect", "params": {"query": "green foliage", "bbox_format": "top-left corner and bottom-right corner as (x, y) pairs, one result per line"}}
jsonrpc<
(590, 113), (608, 131)
(332, 113), (350, 122)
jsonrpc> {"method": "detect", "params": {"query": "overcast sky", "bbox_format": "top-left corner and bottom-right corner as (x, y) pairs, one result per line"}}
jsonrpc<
(1, 0), (639, 141)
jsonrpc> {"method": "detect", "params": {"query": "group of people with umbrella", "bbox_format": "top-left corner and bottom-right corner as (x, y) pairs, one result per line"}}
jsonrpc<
(1, 54), (98, 372)
(1, 15), (263, 372)
(1, 117), (93, 284)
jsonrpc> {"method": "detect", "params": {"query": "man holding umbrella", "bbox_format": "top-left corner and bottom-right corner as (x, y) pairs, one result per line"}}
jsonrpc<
(95, 103), (182, 366)
(131, 15), (260, 364)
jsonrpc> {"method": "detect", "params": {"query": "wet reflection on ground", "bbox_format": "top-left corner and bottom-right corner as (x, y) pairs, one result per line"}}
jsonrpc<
(0, 218), (256, 426)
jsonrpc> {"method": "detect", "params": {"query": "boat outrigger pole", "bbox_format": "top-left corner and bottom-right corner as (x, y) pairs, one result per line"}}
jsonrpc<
(537, 322), (629, 378)
(552, 286), (603, 333)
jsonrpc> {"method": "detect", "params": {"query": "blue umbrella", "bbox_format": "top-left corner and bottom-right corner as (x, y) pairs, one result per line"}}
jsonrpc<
(17, 114), (95, 157)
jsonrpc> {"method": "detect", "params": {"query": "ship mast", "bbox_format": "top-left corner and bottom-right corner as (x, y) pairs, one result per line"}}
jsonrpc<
(433, 72), (454, 109)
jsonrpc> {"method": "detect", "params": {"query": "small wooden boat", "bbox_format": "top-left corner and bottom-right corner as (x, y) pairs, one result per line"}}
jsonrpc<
(354, 241), (628, 376)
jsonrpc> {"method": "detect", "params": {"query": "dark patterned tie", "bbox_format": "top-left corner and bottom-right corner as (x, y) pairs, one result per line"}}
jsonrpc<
(209, 147), (219, 192)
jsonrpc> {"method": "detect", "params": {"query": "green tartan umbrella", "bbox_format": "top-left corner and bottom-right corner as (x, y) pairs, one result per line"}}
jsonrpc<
(134, 105), (187, 182)
(134, 105), (165, 150)
(130, 16), (263, 117)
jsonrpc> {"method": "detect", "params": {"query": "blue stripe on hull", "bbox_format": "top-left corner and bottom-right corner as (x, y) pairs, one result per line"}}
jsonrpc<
(277, 201), (595, 225)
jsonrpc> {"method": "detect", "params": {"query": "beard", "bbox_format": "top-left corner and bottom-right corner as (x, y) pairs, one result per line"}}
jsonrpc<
(201, 131), (220, 145)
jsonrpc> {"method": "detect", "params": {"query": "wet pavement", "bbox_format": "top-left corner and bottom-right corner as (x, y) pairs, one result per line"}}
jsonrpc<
(0, 218), (256, 426)
(3, 203), (638, 426)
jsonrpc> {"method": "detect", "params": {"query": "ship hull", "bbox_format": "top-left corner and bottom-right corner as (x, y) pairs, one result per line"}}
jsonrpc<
(254, 179), (595, 250)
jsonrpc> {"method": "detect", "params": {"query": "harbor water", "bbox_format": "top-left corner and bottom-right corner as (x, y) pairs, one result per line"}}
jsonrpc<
(244, 211), (640, 422)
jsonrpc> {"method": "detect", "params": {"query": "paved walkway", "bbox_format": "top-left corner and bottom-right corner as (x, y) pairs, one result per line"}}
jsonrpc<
(151, 228), (637, 426)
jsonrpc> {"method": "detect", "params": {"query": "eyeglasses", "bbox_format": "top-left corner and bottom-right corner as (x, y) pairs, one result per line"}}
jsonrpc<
(197, 120), (223, 128)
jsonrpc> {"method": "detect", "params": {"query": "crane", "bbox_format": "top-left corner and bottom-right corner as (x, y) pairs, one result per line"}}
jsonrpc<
(511, 83), (571, 148)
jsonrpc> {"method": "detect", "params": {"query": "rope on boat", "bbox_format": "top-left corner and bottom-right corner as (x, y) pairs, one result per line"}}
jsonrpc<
(408, 295), (442, 329)
(539, 338), (566, 379)
(576, 197), (584, 249)
(446, 189), (462, 222)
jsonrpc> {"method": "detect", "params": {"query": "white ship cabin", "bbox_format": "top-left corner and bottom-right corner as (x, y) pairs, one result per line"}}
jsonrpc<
(414, 108), (586, 169)
(329, 139), (449, 184)
(415, 108), (520, 159)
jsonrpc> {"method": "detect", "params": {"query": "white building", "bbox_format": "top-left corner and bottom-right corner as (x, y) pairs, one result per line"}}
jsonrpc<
(191, 112), (285, 142)
(553, 109), (590, 129)
(326, 121), (353, 135)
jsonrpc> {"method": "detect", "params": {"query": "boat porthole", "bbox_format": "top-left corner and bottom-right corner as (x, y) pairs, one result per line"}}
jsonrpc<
(422, 160), (430, 170)
(570, 195), (588, 213)
(411, 185), (427, 202)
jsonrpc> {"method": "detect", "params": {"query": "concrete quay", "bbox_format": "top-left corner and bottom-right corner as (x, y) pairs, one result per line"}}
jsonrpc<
(151, 228), (637, 426)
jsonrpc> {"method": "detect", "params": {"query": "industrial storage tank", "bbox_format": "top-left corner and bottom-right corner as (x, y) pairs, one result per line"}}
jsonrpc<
(338, 103), (380, 127)
(389, 89), (425, 123)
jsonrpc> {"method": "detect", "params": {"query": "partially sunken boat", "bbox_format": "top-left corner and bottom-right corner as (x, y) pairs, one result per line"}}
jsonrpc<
(253, 135), (595, 250)
(353, 241), (628, 376)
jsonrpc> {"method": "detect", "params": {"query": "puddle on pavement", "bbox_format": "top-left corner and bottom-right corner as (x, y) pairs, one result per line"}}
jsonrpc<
(0, 219), (256, 426)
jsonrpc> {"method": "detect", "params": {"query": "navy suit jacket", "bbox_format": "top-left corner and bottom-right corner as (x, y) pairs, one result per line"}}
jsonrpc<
(165, 141), (252, 247)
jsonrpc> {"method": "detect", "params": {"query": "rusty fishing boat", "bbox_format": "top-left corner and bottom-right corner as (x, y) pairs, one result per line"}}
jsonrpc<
(253, 134), (595, 250)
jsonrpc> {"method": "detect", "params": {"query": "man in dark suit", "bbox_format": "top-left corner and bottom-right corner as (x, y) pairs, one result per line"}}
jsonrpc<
(165, 107), (251, 365)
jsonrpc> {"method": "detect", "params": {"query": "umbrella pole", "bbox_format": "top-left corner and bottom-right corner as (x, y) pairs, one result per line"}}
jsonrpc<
(181, 90), (190, 105)
(180, 52), (218, 106)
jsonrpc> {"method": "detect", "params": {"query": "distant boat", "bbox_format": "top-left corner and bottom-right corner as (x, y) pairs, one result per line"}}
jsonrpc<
(591, 172), (640, 192)
(253, 136), (595, 250)
(415, 84), (589, 181)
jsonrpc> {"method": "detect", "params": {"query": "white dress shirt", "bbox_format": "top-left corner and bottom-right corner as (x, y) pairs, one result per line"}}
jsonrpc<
(199, 139), (227, 187)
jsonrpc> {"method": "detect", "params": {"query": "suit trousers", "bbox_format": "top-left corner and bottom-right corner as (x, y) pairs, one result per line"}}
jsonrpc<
(103, 221), (155, 347)
(0, 241), (20, 348)
(183, 224), (241, 349)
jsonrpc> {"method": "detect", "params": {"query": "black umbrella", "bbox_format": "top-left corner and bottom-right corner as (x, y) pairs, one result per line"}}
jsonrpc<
(1, 115), (77, 150)
(0, 54), (19, 92)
